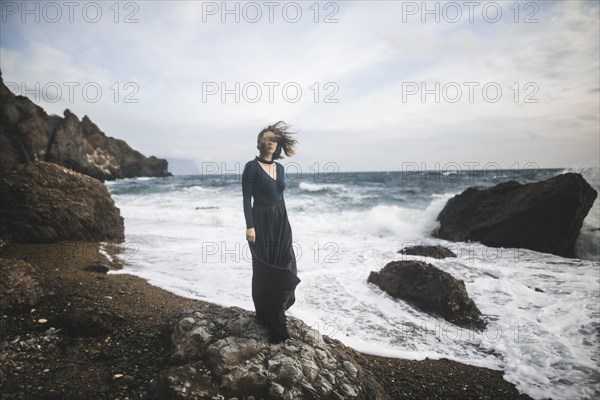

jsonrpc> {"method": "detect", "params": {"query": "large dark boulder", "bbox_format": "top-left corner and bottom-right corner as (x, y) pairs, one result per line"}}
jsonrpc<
(433, 173), (597, 258)
(368, 260), (485, 330)
(0, 161), (125, 243)
(0, 70), (171, 181)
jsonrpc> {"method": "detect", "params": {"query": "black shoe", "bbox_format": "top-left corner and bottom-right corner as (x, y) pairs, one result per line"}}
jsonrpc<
(267, 318), (290, 344)
(268, 327), (289, 344)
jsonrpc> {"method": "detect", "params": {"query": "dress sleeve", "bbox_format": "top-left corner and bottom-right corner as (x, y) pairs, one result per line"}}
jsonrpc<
(279, 163), (286, 190)
(242, 162), (257, 229)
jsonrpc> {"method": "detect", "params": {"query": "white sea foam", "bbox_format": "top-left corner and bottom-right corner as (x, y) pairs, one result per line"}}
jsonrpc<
(560, 167), (600, 261)
(298, 182), (345, 192)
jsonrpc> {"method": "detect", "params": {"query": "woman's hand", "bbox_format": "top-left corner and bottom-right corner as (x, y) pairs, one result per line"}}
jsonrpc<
(246, 228), (256, 244)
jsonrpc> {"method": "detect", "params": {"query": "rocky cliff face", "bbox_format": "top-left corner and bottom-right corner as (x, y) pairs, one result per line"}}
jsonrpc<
(0, 161), (125, 243)
(0, 70), (171, 181)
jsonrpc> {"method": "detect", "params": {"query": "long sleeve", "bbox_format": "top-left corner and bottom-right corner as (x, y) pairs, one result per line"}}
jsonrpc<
(242, 162), (257, 229)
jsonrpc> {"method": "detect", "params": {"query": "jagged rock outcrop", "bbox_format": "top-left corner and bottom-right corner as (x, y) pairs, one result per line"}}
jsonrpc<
(397, 244), (457, 259)
(368, 260), (485, 330)
(160, 304), (389, 400)
(0, 70), (171, 181)
(0, 258), (60, 313)
(0, 161), (125, 243)
(433, 173), (597, 258)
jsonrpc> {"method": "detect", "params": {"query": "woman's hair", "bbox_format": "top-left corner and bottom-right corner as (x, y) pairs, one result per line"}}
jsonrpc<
(257, 121), (298, 160)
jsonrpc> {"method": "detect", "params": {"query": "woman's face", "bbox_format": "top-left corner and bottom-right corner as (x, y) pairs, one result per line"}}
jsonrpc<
(259, 131), (279, 154)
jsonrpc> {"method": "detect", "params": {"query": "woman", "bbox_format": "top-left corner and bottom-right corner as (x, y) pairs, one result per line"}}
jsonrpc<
(242, 121), (301, 344)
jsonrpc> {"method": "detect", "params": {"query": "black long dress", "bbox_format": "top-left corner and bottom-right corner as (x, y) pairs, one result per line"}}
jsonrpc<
(242, 157), (301, 343)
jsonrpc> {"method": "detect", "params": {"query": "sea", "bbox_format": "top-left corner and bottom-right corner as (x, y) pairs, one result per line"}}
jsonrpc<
(104, 165), (599, 400)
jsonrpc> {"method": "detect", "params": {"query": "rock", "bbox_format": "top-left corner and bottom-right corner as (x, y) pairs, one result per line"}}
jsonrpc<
(433, 173), (598, 258)
(159, 304), (389, 400)
(0, 258), (60, 313)
(51, 306), (125, 337)
(343, 360), (358, 377)
(161, 363), (219, 400)
(178, 317), (195, 331)
(368, 260), (485, 330)
(44, 391), (62, 400)
(84, 262), (110, 273)
(397, 245), (457, 259)
(0, 161), (125, 243)
(0, 72), (171, 181)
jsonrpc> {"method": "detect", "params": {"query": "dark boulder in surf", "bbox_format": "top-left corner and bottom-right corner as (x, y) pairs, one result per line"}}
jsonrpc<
(433, 173), (597, 258)
(368, 260), (486, 330)
(398, 244), (457, 259)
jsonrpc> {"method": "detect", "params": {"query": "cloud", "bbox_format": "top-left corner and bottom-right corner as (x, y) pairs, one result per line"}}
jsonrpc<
(0, 0), (597, 170)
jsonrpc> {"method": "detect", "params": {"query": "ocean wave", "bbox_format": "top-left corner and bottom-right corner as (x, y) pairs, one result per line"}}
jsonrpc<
(298, 182), (345, 193)
(558, 168), (600, 261)
(575, 225), (600, 261)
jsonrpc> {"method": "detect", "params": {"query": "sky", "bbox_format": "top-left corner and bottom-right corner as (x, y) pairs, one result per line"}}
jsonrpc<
(1, 0), (599, 173)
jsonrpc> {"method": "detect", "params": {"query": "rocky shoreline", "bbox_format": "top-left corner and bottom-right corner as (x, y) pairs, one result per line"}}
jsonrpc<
(0, 241), (534, 400)
(4, 68), (593, 399)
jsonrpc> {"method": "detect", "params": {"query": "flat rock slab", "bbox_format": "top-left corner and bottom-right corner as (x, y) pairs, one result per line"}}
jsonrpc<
(397, 245), (457, 259)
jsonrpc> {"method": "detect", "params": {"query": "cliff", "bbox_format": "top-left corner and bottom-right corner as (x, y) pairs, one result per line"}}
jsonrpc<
(0, 70), (171, 181)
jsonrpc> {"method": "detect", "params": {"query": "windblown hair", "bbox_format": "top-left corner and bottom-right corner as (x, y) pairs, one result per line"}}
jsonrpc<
(257, 121), (298, 160)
